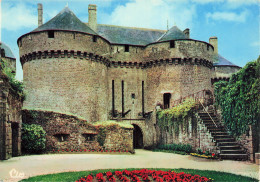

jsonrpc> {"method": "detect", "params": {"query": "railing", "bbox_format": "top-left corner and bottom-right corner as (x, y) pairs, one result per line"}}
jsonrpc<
(171, 89), (217, 127)
(171, 89), (214, 108)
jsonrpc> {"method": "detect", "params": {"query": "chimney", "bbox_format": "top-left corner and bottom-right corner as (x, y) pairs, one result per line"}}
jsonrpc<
(38, 3), (43, 27)
(209, 36), (218, 54)
(183, 28), (190, 39)
(88, 4), (97, 32)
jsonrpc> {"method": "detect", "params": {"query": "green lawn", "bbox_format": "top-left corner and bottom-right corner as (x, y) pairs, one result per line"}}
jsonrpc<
(21, 168), (257, 182)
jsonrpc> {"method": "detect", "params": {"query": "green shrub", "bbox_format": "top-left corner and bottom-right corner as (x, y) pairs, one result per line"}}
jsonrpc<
(22, 124), (46, 154)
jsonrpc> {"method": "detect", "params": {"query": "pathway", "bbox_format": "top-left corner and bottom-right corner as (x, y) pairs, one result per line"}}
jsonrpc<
(0, 150), (259, 181)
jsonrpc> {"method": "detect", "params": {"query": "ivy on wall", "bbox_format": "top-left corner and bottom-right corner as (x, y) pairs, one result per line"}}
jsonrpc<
(0, 58), (25, 100)
(214, 57), (260, 137)
(156, 98), (196, 134)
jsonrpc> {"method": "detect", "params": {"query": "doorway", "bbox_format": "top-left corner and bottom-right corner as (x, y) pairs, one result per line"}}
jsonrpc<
(11, 123), (19, 157)
(133, 124), (143, 149)
(163, 93), (171, 109)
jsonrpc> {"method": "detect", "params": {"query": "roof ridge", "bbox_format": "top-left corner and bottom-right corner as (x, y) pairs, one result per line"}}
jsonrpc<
(87, 23), (167, 33)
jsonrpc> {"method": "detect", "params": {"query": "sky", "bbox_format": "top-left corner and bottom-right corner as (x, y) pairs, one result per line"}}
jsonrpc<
(0, 0), (259, 81)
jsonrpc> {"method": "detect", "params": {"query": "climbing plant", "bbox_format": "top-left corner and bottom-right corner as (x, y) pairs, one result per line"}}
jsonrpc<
(0, 58), (25, 100)
(214, 57), (260, 137)
(156, 98), (197, 134)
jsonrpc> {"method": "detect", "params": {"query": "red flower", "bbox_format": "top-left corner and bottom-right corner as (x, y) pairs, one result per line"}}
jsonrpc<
(212, 153), (215, 157)
(84, 149), (87, 152)
(57, 149), (59, 152)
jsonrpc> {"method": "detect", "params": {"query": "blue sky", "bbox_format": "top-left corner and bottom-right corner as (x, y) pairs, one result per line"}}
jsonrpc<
(0, 0), (259, 81)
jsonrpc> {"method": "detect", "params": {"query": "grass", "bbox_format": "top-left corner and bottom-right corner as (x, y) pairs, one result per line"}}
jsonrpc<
(21, 168), (257, 182)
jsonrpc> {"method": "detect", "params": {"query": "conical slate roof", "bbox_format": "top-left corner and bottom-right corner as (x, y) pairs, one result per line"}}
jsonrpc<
(0, 42), (15, 59)
(213, 54), (240, 68)
(158, 26), (186, 42)
(33, 6), (97, 35)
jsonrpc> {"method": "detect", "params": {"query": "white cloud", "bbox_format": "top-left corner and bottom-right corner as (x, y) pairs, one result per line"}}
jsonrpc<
(206, 10), (249, 23)
(191, 0), (258, 6)
(2, 2), (37, 30)
(105, 0), (196, 31)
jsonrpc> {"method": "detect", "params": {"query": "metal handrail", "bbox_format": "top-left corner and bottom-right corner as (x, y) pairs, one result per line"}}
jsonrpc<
(198, 99), (218, 128)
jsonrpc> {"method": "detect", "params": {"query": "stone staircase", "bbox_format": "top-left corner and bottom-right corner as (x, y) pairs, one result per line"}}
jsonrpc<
(198, 112), (248, 160)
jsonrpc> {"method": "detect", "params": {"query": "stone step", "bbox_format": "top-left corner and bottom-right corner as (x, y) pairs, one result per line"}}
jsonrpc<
(217, 142), (238, 146)
(208, 128), (226, 133)
(219, 145), (241, 150)
(207, 126), (225, 130)
(221, 150), (245, 154)
(211, 132), (229, 136)
(219, 154), (248, 160)
(213, 135), (232, 139)
(215, 138), (235, 142)
(204, 123), (222, 128)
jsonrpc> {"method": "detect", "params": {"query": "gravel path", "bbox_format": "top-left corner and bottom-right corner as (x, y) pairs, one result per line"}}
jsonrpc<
(0, 149), (259, 181)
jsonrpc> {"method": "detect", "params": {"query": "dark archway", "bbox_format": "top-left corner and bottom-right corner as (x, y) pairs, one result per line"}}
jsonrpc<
(163, 93), (171, 109)
(11, 122), (19, 157)
(133, 124), (143, 149)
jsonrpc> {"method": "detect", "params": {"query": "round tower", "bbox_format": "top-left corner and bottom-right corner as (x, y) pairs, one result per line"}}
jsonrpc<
(18, 6), (110, 122)
(144, 25), (214, 111)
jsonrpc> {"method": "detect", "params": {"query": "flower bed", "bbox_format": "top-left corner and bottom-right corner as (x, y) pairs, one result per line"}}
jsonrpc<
(51, 149), (129, 153)
(76, 169), (213, 182)
(190, 153), (217, 159)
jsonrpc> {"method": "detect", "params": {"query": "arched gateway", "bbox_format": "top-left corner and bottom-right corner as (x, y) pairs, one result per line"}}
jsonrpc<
(132, 124), (143, 149)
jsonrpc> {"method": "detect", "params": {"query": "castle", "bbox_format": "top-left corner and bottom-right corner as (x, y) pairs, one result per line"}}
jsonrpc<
(16, 4), (241, 152)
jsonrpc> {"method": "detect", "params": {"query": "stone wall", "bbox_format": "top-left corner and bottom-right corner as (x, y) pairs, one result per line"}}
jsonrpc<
(0, 73), (22, 160)
(22, 57), (108, 122)
(22, 110), (134, 152)
(237, 125), (259, 163)
(156, 113), (217, 154)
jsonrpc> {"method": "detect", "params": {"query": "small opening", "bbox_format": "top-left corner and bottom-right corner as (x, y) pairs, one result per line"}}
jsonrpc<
(163, 93), (171, 109)
(170, 40), (175, 48)
(1, 49), (5, 57)
(93, 35), (97, 42)
(48, 31), (55, 38)
(207, 44), (209, 50)
(73, 33), (76, 39)
(54, 134), (69, 142)
(131, 93), (135, 99)
(125, 45), (129, 52)
(82, 134), (96, 141)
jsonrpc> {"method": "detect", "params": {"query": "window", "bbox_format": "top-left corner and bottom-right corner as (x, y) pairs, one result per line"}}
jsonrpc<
(125, 45), (129, 52)
(170, 40), (175, 48)
(93, 35), (97, 42)
(54, 134), (69, 142)
(82, 134), (96, 141)
(1, 49), (5, 57)
(48, 30), (55, 38)
(131, 93), (135, 99)
(163, 93), (171, 109)
(73, 33), (76, 39)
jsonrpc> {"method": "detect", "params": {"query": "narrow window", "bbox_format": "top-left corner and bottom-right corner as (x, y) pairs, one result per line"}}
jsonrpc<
(207, 44), (209, 51)
(163, 93), (171, 109)
(122, 80), (124, 117)
(48, 30), (54, 38)
(125, 45), (129, 52)
(1, 49), (5, 57)
(142, 81), (145, 116)
(93, 35), (97, 42)
(82, 134), (96, 141)
(73, 33), (76, 39)
(170, 40), (175, 48)
(112, 80), (115, 117)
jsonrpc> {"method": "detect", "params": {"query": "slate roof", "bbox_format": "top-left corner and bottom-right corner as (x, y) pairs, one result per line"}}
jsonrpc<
(213, 54), (240, 68)
(0, 42), (15, 59)
(97, 24), (166, 45)
(158, 26), (187, 42)
(33, 7), (96, 35)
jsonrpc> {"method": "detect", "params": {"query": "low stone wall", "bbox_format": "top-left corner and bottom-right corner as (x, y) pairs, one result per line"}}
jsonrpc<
(156, 114), (217, 154)
(22, 110), (134, 153)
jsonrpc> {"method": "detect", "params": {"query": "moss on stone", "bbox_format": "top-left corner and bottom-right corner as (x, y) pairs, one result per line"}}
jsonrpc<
(93, 120), (133, 129)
